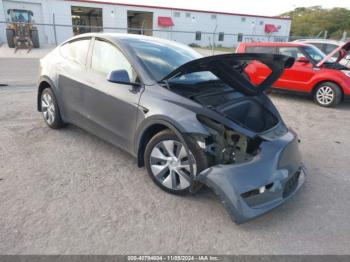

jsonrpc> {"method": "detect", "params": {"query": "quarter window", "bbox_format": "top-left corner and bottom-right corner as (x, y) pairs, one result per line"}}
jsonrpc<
(60, 39), (90, 66)
(91, 39), (137, 81)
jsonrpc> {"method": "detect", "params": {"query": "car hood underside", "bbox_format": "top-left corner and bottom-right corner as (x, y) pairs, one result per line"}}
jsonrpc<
(161, 53), (295, 96)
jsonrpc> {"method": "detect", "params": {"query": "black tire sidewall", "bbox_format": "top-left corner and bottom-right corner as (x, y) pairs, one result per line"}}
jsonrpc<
(30, 30), (40, 48)
(6, 29), (15, 48)
(41, 88), (63, 129)
(144, 130), (207, 195)
(314, 82), (342, 107)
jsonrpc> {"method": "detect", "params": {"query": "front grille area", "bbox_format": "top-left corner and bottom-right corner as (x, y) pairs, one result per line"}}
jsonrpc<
(283, 169), (301, 198)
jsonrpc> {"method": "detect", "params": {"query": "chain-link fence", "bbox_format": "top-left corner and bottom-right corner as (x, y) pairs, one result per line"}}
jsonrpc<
(0, 20), (327, 51)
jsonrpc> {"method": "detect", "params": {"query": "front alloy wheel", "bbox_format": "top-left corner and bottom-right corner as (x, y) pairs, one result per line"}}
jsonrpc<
(41, 92), (56, 125)
(144, 130), (208, 195)
(40, 88), (64, 129)
(150, 139), (196, 191)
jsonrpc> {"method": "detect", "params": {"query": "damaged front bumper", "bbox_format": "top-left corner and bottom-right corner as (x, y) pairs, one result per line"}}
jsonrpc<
(195, 129), (306, 224)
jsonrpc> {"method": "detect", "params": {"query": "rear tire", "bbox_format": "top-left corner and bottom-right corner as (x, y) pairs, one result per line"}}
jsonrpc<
(144, 129), (208, 195)
(30, 30), (40, 48)
(6, 29), (15, 48)
(314, 82), (342, 107)
(40, 88), (64, 129)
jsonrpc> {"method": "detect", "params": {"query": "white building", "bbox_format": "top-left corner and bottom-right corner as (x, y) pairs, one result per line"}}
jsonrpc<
(0, 0), (292, 47)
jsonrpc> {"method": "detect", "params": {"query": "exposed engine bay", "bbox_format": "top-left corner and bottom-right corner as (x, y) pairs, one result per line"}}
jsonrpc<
(164, 81), (269, 166)
(196, 114), (262, 165)
(159, 53), (293, 167)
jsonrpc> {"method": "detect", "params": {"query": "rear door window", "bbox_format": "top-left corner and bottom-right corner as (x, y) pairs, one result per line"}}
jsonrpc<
(310, 43), (324, 52)
(324, 44), (338, 54)
(245, 46), (278, 54)
(60, 39), (90, 66)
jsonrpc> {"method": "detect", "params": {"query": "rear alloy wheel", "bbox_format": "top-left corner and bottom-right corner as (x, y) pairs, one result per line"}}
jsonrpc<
(314, 82), (342, 107)
(145, 130), (207, 194)
(41, 88), (64, 129)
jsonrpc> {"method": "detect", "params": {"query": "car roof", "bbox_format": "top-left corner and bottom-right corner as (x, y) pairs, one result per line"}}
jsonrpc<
(293, 39), (344, 45)
(238, 42), (308, 47)
(66, 32), (182, 46)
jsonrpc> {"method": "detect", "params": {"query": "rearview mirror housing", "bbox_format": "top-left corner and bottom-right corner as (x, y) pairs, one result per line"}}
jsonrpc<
(297, 57), (309, 63)
(107, 69), (140, 86)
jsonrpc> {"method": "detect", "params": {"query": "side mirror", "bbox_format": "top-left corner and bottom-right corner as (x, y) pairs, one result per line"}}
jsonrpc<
(297, 57), (309, 63)
(107, 69), (140, 86)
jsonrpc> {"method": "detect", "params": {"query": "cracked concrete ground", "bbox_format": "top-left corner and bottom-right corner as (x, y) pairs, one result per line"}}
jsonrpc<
(0, 58), (349, 254)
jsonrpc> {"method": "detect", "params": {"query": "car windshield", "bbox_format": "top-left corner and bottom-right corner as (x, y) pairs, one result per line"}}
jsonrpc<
(127, 39), (218, 83)
(302, 45), (329, 63)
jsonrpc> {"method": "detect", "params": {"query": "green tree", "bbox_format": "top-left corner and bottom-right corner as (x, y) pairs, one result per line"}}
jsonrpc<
(281, 6), (350, 39)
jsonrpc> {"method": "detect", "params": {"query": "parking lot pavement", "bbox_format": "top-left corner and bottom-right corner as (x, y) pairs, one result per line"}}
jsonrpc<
(0, 58), (39, 86)
(0, 60), (350, 255)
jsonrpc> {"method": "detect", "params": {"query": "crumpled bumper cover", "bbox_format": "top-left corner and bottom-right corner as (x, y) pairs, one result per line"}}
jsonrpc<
(195, 129), (306, 224)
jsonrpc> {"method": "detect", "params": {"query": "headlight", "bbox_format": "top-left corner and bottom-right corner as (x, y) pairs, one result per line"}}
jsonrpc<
(341, 70), (350, 77)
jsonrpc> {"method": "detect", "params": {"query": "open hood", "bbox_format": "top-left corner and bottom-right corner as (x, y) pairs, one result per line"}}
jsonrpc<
(317, 40), (350, 67)
(161, 53), (294, 96)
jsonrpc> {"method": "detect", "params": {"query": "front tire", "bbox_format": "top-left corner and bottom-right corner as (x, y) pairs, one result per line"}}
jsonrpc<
(41, 88), (64, 129)
(314, 82), (342, 107)
(144, 130), (208, 195)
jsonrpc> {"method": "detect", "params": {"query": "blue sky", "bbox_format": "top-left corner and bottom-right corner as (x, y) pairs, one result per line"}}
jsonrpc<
(91, 0), (350, 16)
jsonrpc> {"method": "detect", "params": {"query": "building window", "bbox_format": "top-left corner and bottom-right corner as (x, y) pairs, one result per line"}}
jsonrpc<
(211, 14), (217, 20)
(195, 31), (202, 41)
(218, 32), (224, 41)
(174, 12), (180, 17)
(237, 33), (243, 42)
(186, 12), (191, 18)
(260, 21), (264, 26)
(241, 17), (246, 22)
(71, 6), (103, 35)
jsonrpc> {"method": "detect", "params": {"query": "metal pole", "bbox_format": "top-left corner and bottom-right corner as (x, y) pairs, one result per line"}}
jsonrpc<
(53, 13), (57, 46)
(212, 24), (217, 55)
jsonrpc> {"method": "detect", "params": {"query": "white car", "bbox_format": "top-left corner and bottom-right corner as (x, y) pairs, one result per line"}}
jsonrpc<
(294, 39), (350, 67)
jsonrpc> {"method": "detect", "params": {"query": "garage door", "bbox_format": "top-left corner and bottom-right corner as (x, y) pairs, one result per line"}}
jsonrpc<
(2, 0), (46, 44)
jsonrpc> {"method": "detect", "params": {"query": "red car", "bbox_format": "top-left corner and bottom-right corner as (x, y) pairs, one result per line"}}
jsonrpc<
(236, 41), (350, 107)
